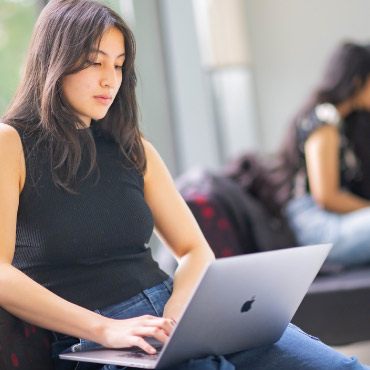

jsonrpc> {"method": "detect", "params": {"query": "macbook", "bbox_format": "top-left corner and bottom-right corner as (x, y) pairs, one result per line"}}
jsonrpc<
(60, 243), (332, 369)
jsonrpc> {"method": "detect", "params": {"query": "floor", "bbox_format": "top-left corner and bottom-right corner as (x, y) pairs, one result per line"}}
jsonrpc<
(334, 341), (370, 365)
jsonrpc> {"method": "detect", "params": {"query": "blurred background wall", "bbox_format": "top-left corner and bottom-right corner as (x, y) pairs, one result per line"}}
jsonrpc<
(1, 0), (370, 174)
(244, 0), (370, 152)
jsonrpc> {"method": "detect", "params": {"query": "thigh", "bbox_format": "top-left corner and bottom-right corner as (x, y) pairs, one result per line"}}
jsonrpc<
(285, 195), (340, 246)
(286, 196), (370, 266)
(97, 278), (173, 320)
(226, 324), (367, 370)
(330, 206), (370, 265)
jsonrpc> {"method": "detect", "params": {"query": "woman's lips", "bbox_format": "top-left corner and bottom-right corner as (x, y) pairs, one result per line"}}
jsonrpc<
(93, 96), (112, 105)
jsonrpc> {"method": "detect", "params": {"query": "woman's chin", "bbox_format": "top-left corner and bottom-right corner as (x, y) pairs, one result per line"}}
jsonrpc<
(92, 112), (109, 121)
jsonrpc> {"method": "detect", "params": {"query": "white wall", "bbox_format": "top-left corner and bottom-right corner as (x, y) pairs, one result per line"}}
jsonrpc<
(245, 0), (370, 152)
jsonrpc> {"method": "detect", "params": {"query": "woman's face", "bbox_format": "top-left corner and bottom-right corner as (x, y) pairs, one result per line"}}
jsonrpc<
(62, 27), (125, 126)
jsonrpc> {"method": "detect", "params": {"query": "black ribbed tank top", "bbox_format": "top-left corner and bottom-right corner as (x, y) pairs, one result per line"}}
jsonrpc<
(13, 125), (168, 310)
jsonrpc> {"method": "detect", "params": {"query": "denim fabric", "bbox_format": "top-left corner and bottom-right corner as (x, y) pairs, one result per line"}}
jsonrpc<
(227, 323), (368, 370)
(53, 277), (369, 370)
(285, 194), (370, 266)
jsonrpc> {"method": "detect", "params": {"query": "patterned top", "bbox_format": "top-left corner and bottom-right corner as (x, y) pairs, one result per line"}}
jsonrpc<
(293, 103), (362, 197)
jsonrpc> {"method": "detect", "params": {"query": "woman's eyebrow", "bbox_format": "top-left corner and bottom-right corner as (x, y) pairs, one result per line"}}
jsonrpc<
(90, 49), (125, 58)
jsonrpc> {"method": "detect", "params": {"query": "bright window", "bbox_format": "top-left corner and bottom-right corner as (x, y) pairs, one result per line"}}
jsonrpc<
(0, 0), (38, 116)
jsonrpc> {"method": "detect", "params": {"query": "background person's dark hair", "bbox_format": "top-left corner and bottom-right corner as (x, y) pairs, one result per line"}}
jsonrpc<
(343, 109), (370, 200)
(2, 0), (144, 193)
(277, 41), (370, 204)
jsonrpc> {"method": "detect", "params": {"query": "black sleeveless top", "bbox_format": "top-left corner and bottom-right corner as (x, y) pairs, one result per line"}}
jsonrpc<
(13, 125), (168, 310)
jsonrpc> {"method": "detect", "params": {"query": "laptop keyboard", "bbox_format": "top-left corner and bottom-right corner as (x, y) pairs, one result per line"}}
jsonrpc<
(118, 351), (159, 360)
(117, 342), (163, 360)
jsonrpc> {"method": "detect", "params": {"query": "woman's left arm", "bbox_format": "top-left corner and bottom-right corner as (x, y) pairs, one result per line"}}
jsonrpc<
(142, 139), (215, 321)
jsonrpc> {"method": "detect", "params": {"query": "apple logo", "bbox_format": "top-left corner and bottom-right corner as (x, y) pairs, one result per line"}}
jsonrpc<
(241, 296), (256, 313)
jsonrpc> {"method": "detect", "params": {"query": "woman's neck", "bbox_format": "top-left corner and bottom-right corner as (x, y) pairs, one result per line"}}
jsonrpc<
(335, 100), (354, 119)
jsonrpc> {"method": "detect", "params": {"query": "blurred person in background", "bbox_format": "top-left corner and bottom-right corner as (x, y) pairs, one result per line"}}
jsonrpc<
(281, 42), (370, 267)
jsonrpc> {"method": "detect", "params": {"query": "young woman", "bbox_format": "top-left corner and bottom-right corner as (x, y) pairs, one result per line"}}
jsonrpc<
(281, 42), (370, 267)
(0, 1), (368, 369)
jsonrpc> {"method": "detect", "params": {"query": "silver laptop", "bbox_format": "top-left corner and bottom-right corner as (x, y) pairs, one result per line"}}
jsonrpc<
(60, 243), (332, 369)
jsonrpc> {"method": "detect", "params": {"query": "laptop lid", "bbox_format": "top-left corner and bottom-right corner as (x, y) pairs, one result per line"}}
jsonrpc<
(60, 244), (332, 369)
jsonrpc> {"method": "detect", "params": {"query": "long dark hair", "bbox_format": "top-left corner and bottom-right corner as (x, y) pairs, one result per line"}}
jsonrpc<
(3, 0), (144, 193)
(278, 42), (370, 200)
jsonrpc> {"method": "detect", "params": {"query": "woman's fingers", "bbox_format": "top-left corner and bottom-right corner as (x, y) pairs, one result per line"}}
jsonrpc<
(133, 326), (169, 344)
(128, 336), (157, 354)
(103, 315), (176, 351)
(126, 316), (174, 353)
(140, 316), (175, 335)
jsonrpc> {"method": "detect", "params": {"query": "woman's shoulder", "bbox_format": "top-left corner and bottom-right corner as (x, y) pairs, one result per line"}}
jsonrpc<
(0, 123), (25, 186)
(141, 138), (156, 157)
(297, 103), (340, 141)
(0, 123), (24, 154)
(141, 138), (168, 184)
(141, 138), (166, 169)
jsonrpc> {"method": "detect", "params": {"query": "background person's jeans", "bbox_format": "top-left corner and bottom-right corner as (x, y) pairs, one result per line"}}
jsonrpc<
(53, 278), (369, 370)
(285, 194), (370, 266)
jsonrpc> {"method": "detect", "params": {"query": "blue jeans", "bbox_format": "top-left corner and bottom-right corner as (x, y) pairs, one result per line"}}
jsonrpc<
(285, 194), (370, 267)
(52, 278), (368, 370)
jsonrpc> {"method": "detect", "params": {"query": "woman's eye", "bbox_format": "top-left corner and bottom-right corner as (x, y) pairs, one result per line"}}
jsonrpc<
(86, 60), (101, 67)
(115, 65), (123, 70)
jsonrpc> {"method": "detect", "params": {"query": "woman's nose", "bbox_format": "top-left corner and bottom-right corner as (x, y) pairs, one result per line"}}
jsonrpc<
(100, 67), (117, 88)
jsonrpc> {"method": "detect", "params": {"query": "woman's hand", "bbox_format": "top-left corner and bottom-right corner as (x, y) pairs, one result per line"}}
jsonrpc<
(99, 315), (175, 354)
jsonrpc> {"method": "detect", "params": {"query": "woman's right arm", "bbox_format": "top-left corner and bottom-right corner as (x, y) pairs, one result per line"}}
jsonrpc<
(0, 124), (173, 354)
(304, 124), (370, 213)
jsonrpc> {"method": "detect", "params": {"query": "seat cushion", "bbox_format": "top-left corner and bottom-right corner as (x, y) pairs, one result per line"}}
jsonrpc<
(292, 266), (370, 345)
(0, 308), (53, 370)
